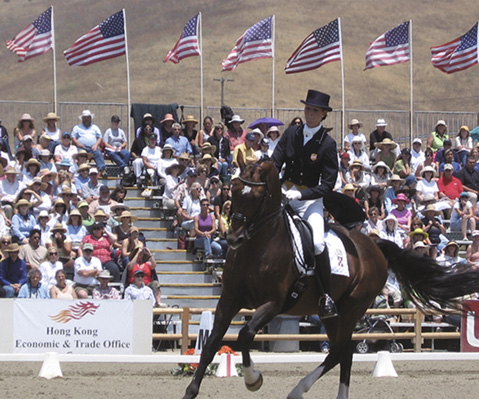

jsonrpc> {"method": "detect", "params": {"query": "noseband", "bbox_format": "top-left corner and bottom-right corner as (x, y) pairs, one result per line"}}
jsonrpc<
(230, 175), (279, 241)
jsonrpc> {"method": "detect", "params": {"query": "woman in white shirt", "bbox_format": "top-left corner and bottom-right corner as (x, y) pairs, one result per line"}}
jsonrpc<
(39, 248), (64, 289)
(416, 165), (439, 204)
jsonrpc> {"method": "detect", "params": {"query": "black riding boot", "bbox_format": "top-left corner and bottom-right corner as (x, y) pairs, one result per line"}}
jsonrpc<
(315, 247), (338, 319)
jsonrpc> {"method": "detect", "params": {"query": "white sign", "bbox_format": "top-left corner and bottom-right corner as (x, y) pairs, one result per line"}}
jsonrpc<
(13, 299), (134, 354)
(195, 311), (213, 354)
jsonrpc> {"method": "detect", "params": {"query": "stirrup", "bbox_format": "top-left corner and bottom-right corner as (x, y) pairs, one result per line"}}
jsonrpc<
(319, 294), (338, 319)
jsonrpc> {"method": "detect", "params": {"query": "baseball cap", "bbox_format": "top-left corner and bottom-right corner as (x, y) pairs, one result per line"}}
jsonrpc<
(413, 138), (422, 145)
(187, 169), (197, 177)
(245, 133), (256, 141)
(443, 163), (453, 171)
(99, 185), (110, 193)
(148, 133), (157, 140)
(62, 131), (71, 137)
(89, 167), (99, 175)
(83, 243), (94, 251)
(23, 135), (33, 142)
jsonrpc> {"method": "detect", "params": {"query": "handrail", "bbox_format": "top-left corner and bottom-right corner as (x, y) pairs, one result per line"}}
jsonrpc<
(152, 307), (461, 354)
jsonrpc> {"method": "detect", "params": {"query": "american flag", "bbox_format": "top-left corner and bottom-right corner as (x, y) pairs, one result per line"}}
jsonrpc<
(365, 21), (410, 70)
(431, 23), (478, 74)
(163, 14), (201, 63)
(64, 10), (126, 67)
(5, 7), (53, 62)
(222, 16), (274, 71)
(284, 19), (341, 74)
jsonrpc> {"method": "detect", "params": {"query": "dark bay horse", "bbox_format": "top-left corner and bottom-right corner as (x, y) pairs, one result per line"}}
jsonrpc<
(183, 161), (479, 399)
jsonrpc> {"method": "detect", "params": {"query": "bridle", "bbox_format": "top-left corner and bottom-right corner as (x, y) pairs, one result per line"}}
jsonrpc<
(230, 175), (280, 241)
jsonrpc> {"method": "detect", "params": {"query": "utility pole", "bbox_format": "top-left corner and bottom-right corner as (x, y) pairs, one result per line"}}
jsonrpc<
(214, 78), (234, 106)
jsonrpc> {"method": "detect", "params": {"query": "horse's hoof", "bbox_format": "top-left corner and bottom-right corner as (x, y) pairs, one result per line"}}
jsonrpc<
(245, 372), (263, 391)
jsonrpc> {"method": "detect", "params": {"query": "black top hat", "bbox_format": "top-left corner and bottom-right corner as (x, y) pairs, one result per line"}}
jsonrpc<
(300, 90), (332, 111)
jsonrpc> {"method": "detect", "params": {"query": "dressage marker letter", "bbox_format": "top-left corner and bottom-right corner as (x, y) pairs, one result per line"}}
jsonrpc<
(195, 311), (213, 354)
(461, 300), (479, 351)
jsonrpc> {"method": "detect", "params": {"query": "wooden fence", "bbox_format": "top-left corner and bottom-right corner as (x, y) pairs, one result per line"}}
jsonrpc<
(152, 307), (461, 354)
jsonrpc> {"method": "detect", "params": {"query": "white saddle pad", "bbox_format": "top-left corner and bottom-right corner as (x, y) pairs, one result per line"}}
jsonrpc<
(324, 230), (350, 277)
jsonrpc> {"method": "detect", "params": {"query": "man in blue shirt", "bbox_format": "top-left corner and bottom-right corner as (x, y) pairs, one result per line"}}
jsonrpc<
(72, 110), (106, 173)
(0, 243), (27, 298)
(165, 123), (192, 157)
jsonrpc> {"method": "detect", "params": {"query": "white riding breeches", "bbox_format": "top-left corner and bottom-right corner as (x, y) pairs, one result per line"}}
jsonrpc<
(283, 184), (325, 255)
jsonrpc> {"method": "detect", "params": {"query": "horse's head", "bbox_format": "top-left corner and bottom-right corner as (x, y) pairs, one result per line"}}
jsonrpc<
(227, 161), (281, 249)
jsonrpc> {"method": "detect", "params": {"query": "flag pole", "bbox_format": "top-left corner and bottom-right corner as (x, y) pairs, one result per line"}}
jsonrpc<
(123, 9), (132, 145)
(409, 19), (413, 147)
(51, 5), (57, 114)
(199, 12), (204, 123)
(338, 17), (345, 149)
(271, 15), (276, 117)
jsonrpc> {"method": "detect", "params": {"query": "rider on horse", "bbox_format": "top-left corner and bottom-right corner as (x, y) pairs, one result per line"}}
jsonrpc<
(272, 89), (339, 319)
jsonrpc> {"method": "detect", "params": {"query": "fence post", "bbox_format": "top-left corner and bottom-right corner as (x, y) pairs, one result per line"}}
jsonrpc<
(414, 308), (424, 352)
(181, 306), (190, 354)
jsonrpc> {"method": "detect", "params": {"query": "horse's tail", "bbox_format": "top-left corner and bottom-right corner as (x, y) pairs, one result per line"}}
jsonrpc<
(375, 238), (479, 311)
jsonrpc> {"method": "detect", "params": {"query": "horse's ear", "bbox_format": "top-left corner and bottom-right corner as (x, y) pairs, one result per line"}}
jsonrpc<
(260, 161), (282, 207)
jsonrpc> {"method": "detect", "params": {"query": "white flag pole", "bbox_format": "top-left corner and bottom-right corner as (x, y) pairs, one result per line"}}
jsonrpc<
(338, 17), (345, 149)
(51, 5), (57, 114)
(409, 20), (413, 148)
(271, 15), (276, 117)
(199, 12), (204, 123)
(123, 9), (132, 145)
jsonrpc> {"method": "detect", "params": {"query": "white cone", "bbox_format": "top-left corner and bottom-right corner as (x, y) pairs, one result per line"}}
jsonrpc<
(38, 352), (63, 379)
(215, 353), (238, 378)
(372, 351), (398, 377)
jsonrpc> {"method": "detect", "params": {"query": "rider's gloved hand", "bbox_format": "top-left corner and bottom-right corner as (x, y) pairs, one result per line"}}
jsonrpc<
(285, 190), (302, 201)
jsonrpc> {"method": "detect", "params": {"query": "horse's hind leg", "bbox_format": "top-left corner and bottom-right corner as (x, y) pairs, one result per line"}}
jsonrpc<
(337, 341), (354, 399)
(183, 297), (240, 399)
(237, 301), (282, 392)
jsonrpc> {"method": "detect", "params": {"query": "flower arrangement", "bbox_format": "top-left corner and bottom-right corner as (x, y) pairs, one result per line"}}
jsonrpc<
(171, 345), (243, 376)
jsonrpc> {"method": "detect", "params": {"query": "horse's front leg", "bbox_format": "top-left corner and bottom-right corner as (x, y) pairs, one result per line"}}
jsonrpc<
(237, 301), (282, 392)
(183, 297), (240, 399)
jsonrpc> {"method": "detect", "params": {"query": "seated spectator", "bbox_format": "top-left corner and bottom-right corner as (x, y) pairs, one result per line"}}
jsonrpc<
(22, 158), (41, 186)
(19, 229), (47, 269)
(345, 159), (370, 201)
(92, 269), (120, 300)
(225, 115), (247, 154)
(218, 200), (231, 256)
(0, 243), (27, 298)
(450, 192), (476, 241)
(393, 148), (417, 187)
(369, 118), (393, 159)
(71, 149), (92, 177)
(0, 209), (8, 240)
(12, 199), (36, 244)
(36, 133), (53, 153)
(250, 128), (264, 151)
(134, 134), (162, 186)
(405, 227), (430, 250)
(50, 269), (77, 299)
(390, 193), (413, 235)
(466, 230), (479, 266)
(103, 115), (130, 173)
(181, 182), (203, 233)
(66, 209), (88, 250)
(194, 198), (222, 259)
(207, 124), (231, 177)
(110, 185), (127, 203)
(266, 125), (281, 154)
(93, 209), (114, 233)
(361, 206), (384, 235)
(163, 163), (186, 210)
(437, 240), (467, 267)
(198, 116), (214, 147)
(29, 177), (50, 217)
(47, 223), (75, 279)
(131, 124), (151, 169)
(74, 242), (102, 298)
(196, 164), (210, 191)
(416, 166), (439, 204)
(114, 210), (137, 244)
(338, 152), (350, 187)
(124, 269), (155, 304)
(54, 131), (78, 163)
(72, 110), (105, 174)
(374, 138), (397, 170)
(364, 186), (385, 220)
(156, 144), (177, 185)
(109, 203), (129, 229)
(411, 138), (425, 175)
(35, 210), (52, 246)
(437, 163), (463, 204)
(49, 198), (68, 227)
(415, 148), (437, 179)
(121, 226), (144, 270)
(81, 221), (120, 282)
(136, 113), (161, 144)
(341, 183), (359, 204)
(0, 235), (11, 262)
(198, 154), (219, 179)
(78, 200), (94, 229)
(434, 138), (456, 169)
(421, 204), (446, 246)
(206, 175), (221, 206)
(380, 214), (403, 248)
(427, 120), (449, 153)
(413, 241), (430, 257)
(347, 136), (370, 168)
(182, 115), (200, 157)
(39, 247), (63, 289)
(127, 246), (156, 285)
(232, 132), (256, 170)
(456, 155), (479, 205)
(14, 114), (36, 150)
(10, 148), (26, 180)
(166, 123), (192, 157)
(42, 112), (62, 144)
(21, 134), (40, 161)
(344, 118), (367, 152)
(74, 163), (90, 194)
(383, 269), (403, 308)
(89, 185), (118, 217)
(81, 167), (102, 203)
(18, 268), (50, 298)
(437, 148), (461, 176)
(53, 169), (72, 197)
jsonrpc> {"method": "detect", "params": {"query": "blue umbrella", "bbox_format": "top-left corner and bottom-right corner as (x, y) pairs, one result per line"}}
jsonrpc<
(248, 117), (284, 129)
(470, 126), (479, 142)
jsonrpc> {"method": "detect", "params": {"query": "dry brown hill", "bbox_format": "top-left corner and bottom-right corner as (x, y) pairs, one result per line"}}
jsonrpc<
(1, 0), (479, 112)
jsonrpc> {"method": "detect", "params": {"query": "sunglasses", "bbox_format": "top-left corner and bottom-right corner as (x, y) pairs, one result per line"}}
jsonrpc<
(2, 241), (11, 244)
(49, 252), (58, 255)
(135, 274), (145, 278)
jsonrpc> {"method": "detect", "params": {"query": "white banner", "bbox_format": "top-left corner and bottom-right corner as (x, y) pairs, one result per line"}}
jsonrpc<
(13, 299), (134, 354)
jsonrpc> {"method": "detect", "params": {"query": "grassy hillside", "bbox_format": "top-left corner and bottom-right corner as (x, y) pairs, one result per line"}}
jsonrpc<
(0, 0), (478, 112)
